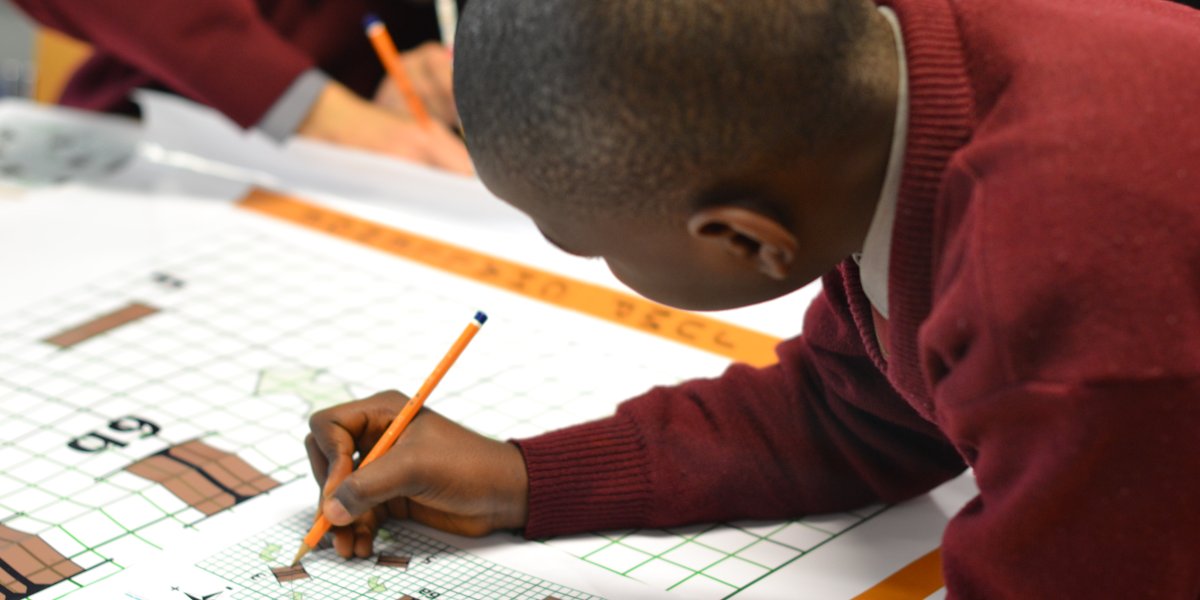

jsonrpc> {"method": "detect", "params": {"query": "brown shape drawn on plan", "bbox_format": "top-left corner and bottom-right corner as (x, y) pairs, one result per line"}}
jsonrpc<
(43, 301), (159, 348)
(376, 554), (411, 569)
(125, 439), (280, 517)
(270, 564), (310, 583)
(0, 524), (84, 600)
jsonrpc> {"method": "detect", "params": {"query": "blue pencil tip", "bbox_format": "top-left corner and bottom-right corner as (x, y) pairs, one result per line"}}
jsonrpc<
(474, 311), (488, 325)
(363, 13), (382, 30)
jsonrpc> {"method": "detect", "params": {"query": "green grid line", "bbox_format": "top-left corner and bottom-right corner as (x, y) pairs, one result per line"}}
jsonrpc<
(564, 510), (890, 596)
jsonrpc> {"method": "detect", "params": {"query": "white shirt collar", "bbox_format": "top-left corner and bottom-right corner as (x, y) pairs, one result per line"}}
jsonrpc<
(855, 5), (908, 319)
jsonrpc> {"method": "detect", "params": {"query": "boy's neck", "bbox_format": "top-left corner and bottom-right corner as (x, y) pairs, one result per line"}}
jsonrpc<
(795, 5), (901, 265)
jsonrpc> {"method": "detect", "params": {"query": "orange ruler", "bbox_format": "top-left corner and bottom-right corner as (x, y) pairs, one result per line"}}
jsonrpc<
(239, 189), (781, 367)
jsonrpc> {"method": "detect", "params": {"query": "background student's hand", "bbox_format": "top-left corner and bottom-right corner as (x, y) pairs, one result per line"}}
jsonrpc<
(296, 81), (472, 174)
(373, 41), (459, 128)
(305, 391), (529, 559)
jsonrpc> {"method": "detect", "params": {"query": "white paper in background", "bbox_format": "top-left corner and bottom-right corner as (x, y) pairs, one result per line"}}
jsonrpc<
(0, 98), (252, 199)
(0, 98), (139, 186)
(0, 186), (237, 314)
(133, 89), (529, 227)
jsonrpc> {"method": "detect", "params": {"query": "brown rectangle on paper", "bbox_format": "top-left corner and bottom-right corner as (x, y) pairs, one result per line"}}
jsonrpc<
(126, 439), (279, 516)
(126, 454), (236, 516)
(376, 554), (411, 569)
(271, 564), (310, 583)
(168, 440), (280, 497)
(44, 301), (159, 348)
(0, 524), (84, 592)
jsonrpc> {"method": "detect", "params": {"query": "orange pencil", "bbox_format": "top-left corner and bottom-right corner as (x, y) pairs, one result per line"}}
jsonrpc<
(291, 310), (488, 566)
(364, 14), (433, 128)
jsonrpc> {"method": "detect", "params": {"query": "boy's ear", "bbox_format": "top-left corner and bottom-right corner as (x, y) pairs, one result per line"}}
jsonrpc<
(686, 206), (798, 281)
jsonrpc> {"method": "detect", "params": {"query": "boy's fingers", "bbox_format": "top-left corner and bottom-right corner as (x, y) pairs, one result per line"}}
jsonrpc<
(308, 406), (362, 462)
(376, 123), (469, 173)
(404, 42), (457, 126)
(307, 414), (360, 498)
(350, 520), (374, 556)
(332, 525), (355, 558)
(404, 51), (439, 120)
(326, 446), (423, 525)
(308, 392), (405, 487)
(304, 434), (329, 489)
(422, 44), (457, 123)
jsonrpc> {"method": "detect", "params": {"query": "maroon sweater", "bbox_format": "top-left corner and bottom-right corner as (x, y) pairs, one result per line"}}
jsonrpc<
(13, 0), (442, 127)
(516, 0), (1200, 597)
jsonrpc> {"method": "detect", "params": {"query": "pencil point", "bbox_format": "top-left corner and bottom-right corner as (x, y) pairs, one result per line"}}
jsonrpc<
(474, 311), (488, 325)
(290, 544), (311, 567)
(363, 13), (382, 31)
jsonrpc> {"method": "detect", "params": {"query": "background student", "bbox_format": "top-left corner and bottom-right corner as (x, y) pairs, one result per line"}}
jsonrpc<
(11, 0), (471, 173)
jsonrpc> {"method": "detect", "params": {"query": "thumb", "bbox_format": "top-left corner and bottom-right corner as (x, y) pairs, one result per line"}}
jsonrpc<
(324, 451), (420, 526)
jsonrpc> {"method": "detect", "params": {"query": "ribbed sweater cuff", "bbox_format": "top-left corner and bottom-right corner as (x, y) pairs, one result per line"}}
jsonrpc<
(512, 415), (651, 539)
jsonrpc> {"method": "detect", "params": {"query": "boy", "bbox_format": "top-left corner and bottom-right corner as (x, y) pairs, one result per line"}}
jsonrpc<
(304, 0), (1200, 596)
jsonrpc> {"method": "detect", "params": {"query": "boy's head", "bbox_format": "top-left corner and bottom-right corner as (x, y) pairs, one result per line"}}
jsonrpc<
(455, 0), (898, 310)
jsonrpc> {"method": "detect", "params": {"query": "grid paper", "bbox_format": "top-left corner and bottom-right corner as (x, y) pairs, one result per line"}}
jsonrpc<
(197, 512), (599, 600)
(0, 213), (877, 600)
(545, 506), (887, 598)
(0, 223), (728, 598)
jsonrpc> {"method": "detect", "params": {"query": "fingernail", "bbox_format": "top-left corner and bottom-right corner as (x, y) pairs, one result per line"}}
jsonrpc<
(325, 498), (352, 525)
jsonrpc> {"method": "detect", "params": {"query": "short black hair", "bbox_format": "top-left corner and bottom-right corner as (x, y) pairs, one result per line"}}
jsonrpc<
(455, 0), (874, 215)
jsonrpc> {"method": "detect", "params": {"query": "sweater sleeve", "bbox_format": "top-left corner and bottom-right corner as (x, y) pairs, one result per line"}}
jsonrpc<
(13, 0), (313, 127)
(514, 269), (966, 538)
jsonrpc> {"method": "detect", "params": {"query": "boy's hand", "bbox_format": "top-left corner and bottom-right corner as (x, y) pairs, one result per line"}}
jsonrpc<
(296, 81), (472, 174)
(374, 41), (459, 128)
(305, 391), (529, 558)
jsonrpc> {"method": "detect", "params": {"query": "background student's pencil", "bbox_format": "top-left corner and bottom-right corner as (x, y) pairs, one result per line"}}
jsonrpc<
(364, 13), (433, 128)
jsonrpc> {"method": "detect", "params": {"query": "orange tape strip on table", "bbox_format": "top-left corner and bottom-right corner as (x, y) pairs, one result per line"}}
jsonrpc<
(852, 548), (944, 600)
(238, 189), (781, 367)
